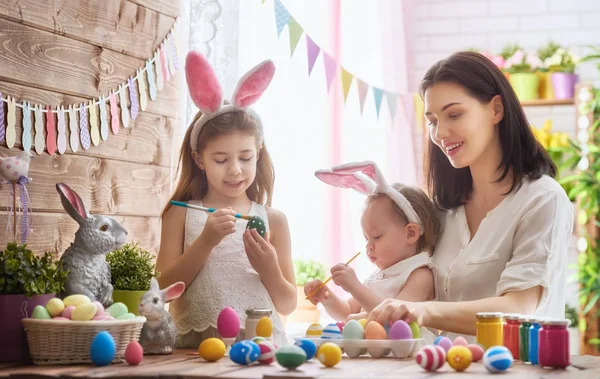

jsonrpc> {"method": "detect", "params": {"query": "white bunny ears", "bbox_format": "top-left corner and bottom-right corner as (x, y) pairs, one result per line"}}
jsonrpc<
(315, 161), (424, 235)
(185, 51), (276, 151)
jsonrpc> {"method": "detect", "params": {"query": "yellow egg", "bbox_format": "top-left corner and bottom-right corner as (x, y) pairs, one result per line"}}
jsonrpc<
(256, 316), (273, 337)
(63, 294), (91, 307)
(198, 338), (226, 362)
(305, 322), (323, 337)
(364, 321), (387, 340)
(317, 342), (342, 367)
(71, 303), (97, 321)
(358, 319), (368, 329)
(447, 345), (473, 371)
(45, 298), (65, 317)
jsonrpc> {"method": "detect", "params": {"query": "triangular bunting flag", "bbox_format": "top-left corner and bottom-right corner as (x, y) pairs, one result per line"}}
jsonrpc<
(373, 87), (384, 119)
(274, 0), (291, 37)
(386, 92), (398, 120)
(306, 35), (320, 76)
(341, 67), (354, 103)
(288, 17), (304, 56)
(357, 79), (369, 114)
(323, 52), (337, 93)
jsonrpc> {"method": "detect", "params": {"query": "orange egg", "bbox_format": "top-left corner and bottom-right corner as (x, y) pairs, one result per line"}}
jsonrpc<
(364, 321), (387, 340)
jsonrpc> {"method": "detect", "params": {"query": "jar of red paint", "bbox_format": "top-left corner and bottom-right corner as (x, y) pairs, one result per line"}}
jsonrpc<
(538, 319), (570, 369)
(503, 313), (521, 360)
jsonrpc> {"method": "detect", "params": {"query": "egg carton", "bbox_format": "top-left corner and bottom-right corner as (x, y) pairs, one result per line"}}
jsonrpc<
(295, 337), (424, 359)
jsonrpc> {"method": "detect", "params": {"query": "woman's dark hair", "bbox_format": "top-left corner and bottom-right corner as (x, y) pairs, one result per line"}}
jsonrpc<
(420, 51), (556, 210)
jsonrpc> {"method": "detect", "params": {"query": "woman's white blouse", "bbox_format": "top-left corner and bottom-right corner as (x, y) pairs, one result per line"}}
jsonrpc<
(433, 175), (573, 340)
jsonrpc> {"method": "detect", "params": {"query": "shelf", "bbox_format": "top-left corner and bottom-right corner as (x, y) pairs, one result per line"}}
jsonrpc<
(520, 98), (574, 106)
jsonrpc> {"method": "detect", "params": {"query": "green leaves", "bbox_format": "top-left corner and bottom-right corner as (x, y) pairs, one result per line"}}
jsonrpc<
(293, 259), (327, 287)
(106, 242), (159, 291)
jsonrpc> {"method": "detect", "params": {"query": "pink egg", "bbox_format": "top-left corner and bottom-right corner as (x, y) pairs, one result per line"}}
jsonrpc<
(336, 321), (345, 332)
(467, 344), (484, 362)
(61, 305), (76, 319)
(93, 314), (115, 321)
(416, 345), (446, 371)
(453, 336), (468, 346)
(257, 341), (276, 365)
(125, 341), (144, 366)
(217, 307), (240, 338)
(434, 337), (453, 352)
(389, 320), (413, 340)
(52, 316), (70, 321)
(92, 301), (105, 316)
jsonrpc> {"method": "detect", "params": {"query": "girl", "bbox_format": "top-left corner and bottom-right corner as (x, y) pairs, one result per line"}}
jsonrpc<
(304, 162), (440, 330)
(366, 51), (573, 343)
(156, 52), (296, 348)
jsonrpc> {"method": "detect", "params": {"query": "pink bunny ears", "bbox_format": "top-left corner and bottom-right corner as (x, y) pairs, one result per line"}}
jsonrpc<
(315, 161), (424, 235)
(185, 51), (276, 151)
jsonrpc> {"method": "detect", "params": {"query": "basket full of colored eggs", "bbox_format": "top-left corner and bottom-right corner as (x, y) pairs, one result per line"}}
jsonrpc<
(297, 319), (424, 358)
(21, 294), (146, 365)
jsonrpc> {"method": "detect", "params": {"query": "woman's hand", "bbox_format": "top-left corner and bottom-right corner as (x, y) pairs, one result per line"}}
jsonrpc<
(243, 229), (279, 277)
(368, 299), (426, 326)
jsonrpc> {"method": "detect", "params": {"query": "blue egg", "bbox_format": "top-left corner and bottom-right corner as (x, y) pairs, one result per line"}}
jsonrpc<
(90, 331), (116, 366)
(433, 336), (444, 345)
(483, 346), (513, 373)
(294, 338), (317, 360)
(230, 341), (260, 365)
(321, 323), (342, 339)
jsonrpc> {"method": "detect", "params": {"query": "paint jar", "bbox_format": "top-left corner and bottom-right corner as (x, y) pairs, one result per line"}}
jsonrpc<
(503, 313), (521, 360)
(528, 318), (542, 365)
(476, 312), (504, 351)
(519, 316), (532, 362)
(539, 319), (570, 369)
(244, 308), (272, 340)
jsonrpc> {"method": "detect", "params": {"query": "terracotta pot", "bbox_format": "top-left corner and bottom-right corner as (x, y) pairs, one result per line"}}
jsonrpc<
(285, 286), (320, 324)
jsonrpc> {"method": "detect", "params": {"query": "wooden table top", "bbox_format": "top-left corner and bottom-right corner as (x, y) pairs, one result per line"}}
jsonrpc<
(1, 350), (600, 379)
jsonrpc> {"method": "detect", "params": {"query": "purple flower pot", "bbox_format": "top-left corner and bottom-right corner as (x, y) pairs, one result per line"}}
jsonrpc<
(0, 293), (56, 362)
(551, 72), (578, 100)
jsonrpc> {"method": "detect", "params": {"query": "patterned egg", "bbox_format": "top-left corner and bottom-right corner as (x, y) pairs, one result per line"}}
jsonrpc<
(63, 294), (91, 307)
(453, 336), (468, 346)
(198, 338), (226, 362)
(317, 342), (342, 367)
(389, 320), (412, 340)
(31, 305), (51, 320)
(322, 323), (342, 339)
(252, 336), (267, 344)
(72, 303), (97, 321)
(61, 305), (76, 319)
(358, 319), (368, 328)
(275, 345), (306, 369)
(305, 322), (323, 338)
(342, 319), (364, 340)
(45, 298), (65, 317)
(295, 338), (317, 360)
(256, 316), (273, 337)
(364, 321), (387, 340)
(217, 307), (240, 338)
(106, 302), (128, 318)
(257, 341), (276, 365)
(230, 341), (260, 365)
(467, 344), (484, 362)
(409, 321), (421, 338)
(483, 346), (513, 373)
(416, 345), (446, 372)
(90, 331), (116, 366)
(92, 301), (105, 316)
(434, 336), (453, 352)
(246, 215), (266, 238)
(447, 345), (473, 371)
(125, 341), (144, 366)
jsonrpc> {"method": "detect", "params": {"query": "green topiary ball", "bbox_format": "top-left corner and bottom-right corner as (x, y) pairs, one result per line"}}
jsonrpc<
(246, 216), (267, 238)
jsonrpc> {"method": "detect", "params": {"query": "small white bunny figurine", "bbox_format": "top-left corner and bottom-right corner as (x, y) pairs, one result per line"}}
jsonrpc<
(139, 277), (185, 355)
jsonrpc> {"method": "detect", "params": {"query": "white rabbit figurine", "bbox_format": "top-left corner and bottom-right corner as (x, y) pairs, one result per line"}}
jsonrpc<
(139, 277), (185, 355)
(56, 182), (128, 307)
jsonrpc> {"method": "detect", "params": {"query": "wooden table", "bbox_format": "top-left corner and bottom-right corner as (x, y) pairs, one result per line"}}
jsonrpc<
(1, 350), (600, 378)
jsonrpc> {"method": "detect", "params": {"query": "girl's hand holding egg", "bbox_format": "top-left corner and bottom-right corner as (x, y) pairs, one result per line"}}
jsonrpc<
(303, 279), (331, 305)
(200, 208), (237, 248)
(330, 264), (361, 292)
(243, 229), (279, 278)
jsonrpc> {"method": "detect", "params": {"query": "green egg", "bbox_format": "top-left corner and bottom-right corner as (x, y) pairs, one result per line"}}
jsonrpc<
(32, 305), (51, 320)
(116, 312), (135, 320)
(246, 216), (267, 238)
(106, 302), (128, 318)
(409, 321), (421, 338)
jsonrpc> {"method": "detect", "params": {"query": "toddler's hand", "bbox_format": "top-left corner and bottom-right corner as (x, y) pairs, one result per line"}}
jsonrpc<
(304, 279), (331, 305)
(200, 208), (237, 248)
(331, 264), (360, 292)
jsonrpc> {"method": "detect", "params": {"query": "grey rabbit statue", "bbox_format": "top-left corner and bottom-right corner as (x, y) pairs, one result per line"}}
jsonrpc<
(138, 277), (185, 355)
(56, 182), (128, 307)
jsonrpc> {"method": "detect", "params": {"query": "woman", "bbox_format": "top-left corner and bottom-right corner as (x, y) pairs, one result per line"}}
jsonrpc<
(363, 51), (574, 341)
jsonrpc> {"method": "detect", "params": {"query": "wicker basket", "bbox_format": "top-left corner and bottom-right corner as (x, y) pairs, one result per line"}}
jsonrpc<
(22, 317), (146, 365)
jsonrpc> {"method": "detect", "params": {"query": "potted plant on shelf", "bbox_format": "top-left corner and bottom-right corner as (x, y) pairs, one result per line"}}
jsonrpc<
(537, 41), (562, 99)
(285, 259), (327, 324)
(499, 43), (523, 80)
(545, 47), (580, 100)
(504, 49), (544, 101)
(0, 243), (68, 362)
(106, 242), (159, 315)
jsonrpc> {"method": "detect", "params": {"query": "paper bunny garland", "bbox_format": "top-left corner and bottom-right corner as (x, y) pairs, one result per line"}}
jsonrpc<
(315, 161), (424, 234)
(185, 51), (276, 152)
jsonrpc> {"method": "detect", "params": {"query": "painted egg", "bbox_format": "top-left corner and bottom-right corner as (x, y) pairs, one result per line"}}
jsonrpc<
(230, 341), (260, 365)
(389, 320), (412, 340)
(416, 345), (446, 372)
(90, 331), (116, 366)
(61, 305), (76, 319)
(31, 305), (51, 320)
(275, 345), (306, 369)
(409, 321), (421, 338)
(364, 321), (387, 340)
(453, 336), (468, 346)
(305, 323), (323, 338)
(342, 319), (364, 340)
(106, 302), (128, 318)
(358, 319), (368, 328)
(257, 341), (276, 365)
(256, 316), (273, 337)
(467, 344), (484, 362)
(45, 298), (65, 317)
(483, 346), (513, 373)
(217, 307), (240, 338)
(252, 336), (267, 344)
(63, 294), (91, 307)
(198, 338), (226, 362)
(72, 303), (97, 321)
(336, 321), (345, 332)
(125, 341), (144, 366)
(295, 338), (317, 360)
(447, 345), (473, 372)
(92, 301), (105, 316)
(117, 312), (136, 320)
(434, 336), (453, 352)
(322, 323), (342, 339)
(52, 316), (70, 321)
(317, 342), (342, 367)
(246, 216), (267, 238)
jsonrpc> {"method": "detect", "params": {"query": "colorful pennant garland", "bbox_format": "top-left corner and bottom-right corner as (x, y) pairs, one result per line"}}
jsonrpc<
(0, 18), (181, 154)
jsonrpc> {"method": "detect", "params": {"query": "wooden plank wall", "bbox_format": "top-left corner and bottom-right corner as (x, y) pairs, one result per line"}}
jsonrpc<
(0, 0), (182, 255)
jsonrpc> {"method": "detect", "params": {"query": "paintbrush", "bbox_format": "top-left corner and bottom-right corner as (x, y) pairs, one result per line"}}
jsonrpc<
(170, 200), (254, 221)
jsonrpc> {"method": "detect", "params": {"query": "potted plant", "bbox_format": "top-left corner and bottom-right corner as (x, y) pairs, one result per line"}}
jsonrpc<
(0, 243), (68, 362)
(545, 47), (580, 100)
(106, 242), (158, 315)
(504, 49), (544, 101)
(285, 259), (327, 324)
(499, 43), (523, 80)
(566, 304), (581, 355)
(537, 41), (562, 99)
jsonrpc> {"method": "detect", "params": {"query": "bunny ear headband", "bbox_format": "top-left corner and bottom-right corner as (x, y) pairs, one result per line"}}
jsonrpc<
(185, 51), (276, 151)
(315, 161), (424, 235)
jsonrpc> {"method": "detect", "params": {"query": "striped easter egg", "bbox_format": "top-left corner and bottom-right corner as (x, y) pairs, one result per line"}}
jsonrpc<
(321, 323), (342, 339)
(305, 322), (323, 338)
(257, 341), (276, 365)
(416, 345), (446, 372)
(483, 346), (513, 373)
